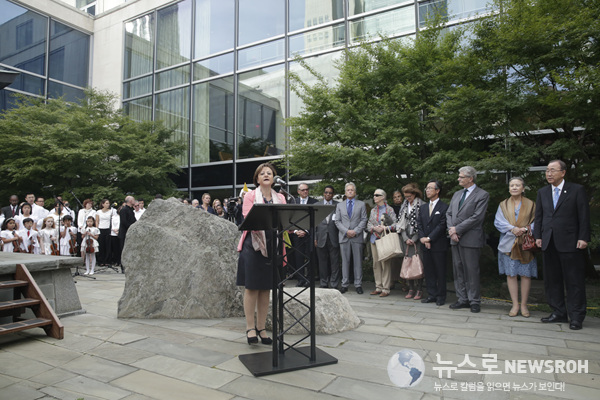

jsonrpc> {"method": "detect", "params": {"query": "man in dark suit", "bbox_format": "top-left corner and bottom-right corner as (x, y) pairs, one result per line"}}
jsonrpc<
(292, 183), (318, 286)
(446, 166), (490, 313)
(417, 180), (449, 306)
(314, 186), (340, 289)
(335, 182), (368, 294)
(118, 195), (137, 273)
(534, 160), (590, 330)
(1, 195), (20, 219)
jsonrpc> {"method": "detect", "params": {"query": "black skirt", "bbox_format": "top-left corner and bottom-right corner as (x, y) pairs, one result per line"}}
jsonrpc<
(236, 232), (273, 290)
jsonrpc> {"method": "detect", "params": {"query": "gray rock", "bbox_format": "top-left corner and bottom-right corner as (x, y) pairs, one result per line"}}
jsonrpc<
(267, 288), (361, 334)
(117, 198), (244, 319)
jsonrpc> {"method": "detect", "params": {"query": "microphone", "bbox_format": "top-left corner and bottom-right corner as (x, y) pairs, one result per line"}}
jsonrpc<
(273, 176), (288, 187)
(43, 185), (53, 189)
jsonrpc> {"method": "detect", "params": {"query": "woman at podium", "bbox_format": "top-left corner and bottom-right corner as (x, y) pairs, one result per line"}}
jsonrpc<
(236, 162), (286, 345)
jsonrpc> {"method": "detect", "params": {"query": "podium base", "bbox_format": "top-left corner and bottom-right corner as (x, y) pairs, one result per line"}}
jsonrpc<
(239, 346), (338, 377)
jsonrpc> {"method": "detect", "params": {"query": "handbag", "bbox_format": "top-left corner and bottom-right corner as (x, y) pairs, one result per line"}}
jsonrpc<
(521, 225), (539, 252)
(375, 226), (403, 262)
(400, 244), (424, 280)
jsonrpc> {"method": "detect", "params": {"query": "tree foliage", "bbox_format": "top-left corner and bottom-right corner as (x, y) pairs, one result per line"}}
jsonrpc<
(285, 0), (600, 203)
(0, 89), (185, 205)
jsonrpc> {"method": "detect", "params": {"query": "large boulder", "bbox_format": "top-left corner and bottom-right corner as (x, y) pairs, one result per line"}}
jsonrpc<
(267, 288), (361, 334)
(118, 198), (243, 319)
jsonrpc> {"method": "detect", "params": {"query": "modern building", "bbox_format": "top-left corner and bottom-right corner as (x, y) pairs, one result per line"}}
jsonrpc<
(0, 0), (491, 198)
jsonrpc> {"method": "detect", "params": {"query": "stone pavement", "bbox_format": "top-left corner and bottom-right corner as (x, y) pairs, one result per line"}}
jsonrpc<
(0, 269), (598, 400)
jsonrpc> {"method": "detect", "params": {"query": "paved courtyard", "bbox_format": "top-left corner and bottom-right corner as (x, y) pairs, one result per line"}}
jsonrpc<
(0, 269), (598, 400)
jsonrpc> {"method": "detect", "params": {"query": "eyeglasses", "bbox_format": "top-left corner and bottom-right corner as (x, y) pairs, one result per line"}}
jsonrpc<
(425, 187), (437, 191)
(458, 175), (470, 179)
(545, 168), (563, 174)
(324, 191), (334, 195)
(373, 194), (383, 197)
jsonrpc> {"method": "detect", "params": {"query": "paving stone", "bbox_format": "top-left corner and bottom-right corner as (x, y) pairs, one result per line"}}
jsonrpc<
(438, 334), (549, 356)
(112, 370), (232, 400)
(476, 330), (567, 348)
(127, 337), (234, 367)
(106, 331), (147, 345)
(41, 385), (108, 400)
(52, 375), (131, 400)
(86, 342), (154, 364)
(29, 368), (77, 385)
(220, 375), (340, 400)
(60, 354), (137, 382)
(321, 376), (422, 400)
(5, 339), (81, 367)
(0, 382), (47, 400)
(131, 355), (240, 388)
(0, 352), (53, 379)
(261, 366), (336, 391)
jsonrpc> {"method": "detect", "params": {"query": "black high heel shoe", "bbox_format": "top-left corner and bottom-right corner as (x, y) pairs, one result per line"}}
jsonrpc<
(246, 329), (258, 345)
(256, 328), (272, 345)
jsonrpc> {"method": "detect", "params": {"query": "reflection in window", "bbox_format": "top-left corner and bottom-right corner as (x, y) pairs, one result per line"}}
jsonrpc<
(238, 0), (284, 46)
(48, 81), (85, 102)
(9, 73), (45, 97)
(194, 52), (233, 81)
(156, 0), (192, 70)
(193, 78), (235, 163)
(49, 21), (90, 87)
(0, 0), (47, 76)
(238, 39), (285, 70)
(288, 0), (344, 32)
(237, 65), (285, 159)
(156, 65), (191, 91)
(194, 0), (235, 58)
(349, 0), (406, 16)
(289, 23), (345, 56)
(123, 96), (153, 123)
(419, 0), (492, 26)
(123, 76), (153, 99)
(156, 87), (190, 165)
(124, 14), (154, 79)
(351, 6), (415, 43)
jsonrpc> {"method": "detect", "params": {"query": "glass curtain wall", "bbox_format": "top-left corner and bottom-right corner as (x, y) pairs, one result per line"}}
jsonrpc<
(0, 0), (90, 110)
(122, 0), (493, 194)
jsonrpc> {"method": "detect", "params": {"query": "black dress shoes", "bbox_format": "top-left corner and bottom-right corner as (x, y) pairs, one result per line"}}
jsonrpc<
(449, 301), (470, 309)
(421, 297), (436, 303)
(356, 287), (364, 294)
(541, 314), (568, 323)
(339, 287), (348, 293)
(470, 304), (481, 313)
(569, 321), (582, 330)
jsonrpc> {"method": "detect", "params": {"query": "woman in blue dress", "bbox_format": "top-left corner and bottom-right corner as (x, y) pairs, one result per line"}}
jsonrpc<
(494, 177), (538, 317)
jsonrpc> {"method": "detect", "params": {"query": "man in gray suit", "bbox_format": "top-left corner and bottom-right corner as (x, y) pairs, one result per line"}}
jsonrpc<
(446, 166), (489, 313)
(315, 186), (340, 289)
(335, 182), (368, 294)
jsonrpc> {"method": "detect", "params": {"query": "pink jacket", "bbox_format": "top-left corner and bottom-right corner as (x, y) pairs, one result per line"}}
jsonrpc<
(237, 189), (287, 252)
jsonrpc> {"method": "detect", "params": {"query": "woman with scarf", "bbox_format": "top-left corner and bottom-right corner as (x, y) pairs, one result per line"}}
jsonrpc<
(367, 189), (397, 297)
(397, 183), (426, 300)
(236, 162), (286, 345)
(494, 177), (537, 317)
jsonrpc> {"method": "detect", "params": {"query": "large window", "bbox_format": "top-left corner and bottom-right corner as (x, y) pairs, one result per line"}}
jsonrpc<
(156, 0), (192, 70)
(289, 0), (345, 32)
(124, 14), (155, 80)
(194, 0), (235, 58)
(238, 0), (285, 46)
(0, 0), (89, 111)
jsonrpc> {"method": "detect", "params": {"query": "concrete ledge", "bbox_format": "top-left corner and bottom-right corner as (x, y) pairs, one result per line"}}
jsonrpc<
(0, 253), (84, 317)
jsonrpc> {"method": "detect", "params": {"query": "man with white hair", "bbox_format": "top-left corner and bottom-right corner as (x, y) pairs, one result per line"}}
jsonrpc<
(118, 195), (136, 273)
(446, 166), (489, 313)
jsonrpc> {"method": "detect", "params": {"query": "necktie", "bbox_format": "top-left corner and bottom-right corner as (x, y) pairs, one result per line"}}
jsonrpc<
(553, 187), (560, 208)
(347, 200), (353, 218)
(12, 206), (16, 217)
(458, 189), (468, 209)
(429, 202), (434, 216)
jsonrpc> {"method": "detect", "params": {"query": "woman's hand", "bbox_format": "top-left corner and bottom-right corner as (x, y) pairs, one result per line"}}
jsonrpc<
(373, 225), (385, 234)
(406, 239), (414, 245)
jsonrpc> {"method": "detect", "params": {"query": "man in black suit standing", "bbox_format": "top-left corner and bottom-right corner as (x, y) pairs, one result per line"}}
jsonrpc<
(1, 195), (20, 219)
(314, 186), (340, 289)
(118, 195), (137, 273)
(292, 183), (318, 286)
(534, 160), (590, 330)
(418, 180), (449, 306)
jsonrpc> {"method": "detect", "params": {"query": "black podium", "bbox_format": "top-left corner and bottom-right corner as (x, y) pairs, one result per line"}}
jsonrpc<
(238, 203), (338, 376)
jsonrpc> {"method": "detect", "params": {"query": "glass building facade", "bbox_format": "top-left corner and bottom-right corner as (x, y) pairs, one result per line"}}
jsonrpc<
(122, 0), (491, 198)
(0, 0), (90, 109)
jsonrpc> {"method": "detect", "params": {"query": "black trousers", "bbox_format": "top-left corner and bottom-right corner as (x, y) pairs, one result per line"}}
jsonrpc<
(97, 228), (111, 264)
(543, 237), (587, 323)
(423, 249), (448, 301)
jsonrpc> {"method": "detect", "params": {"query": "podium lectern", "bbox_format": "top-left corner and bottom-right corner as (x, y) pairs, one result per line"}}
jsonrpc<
(238, 203), (338, 376)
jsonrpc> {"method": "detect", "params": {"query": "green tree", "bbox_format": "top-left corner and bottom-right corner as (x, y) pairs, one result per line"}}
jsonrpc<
(0, 89), (185, 205)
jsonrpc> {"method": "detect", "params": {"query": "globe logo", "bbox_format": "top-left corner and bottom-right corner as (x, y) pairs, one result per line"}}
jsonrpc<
(387, 349), (425, 388)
